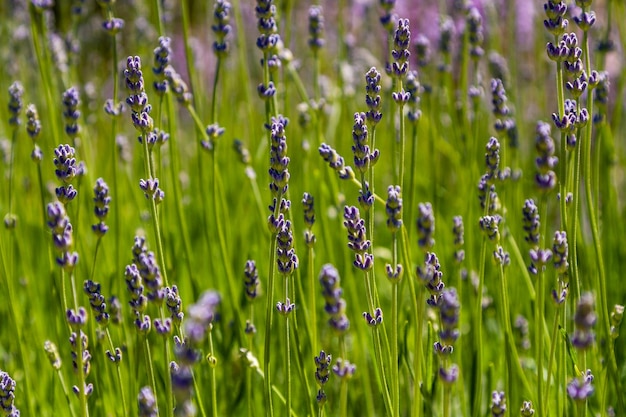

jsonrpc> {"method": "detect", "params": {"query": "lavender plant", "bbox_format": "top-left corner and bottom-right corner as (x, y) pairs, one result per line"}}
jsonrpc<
(0, 2), (625, 417)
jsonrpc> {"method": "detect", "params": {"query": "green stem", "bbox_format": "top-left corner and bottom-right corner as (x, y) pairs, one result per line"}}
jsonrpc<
(140, 132), (169, 288)
(472, 234), (487, 417)
(264, 234), (278, 417)
(307, 244), (317, 353)
(105, 329), (128, 416)
(536, 198), (548, 417)
(143, 336), (159, 416)
(544, 305), (563, 406)
(207, 330), (217, 417)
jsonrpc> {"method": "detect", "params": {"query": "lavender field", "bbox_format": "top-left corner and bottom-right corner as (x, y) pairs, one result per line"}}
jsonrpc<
(0, 0), (625, 416)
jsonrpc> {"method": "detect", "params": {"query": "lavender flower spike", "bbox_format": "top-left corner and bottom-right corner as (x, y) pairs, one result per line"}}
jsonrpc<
(8, 81), (24, 128)
(138, 386), (158, 417)
(0, 370), (20, 417)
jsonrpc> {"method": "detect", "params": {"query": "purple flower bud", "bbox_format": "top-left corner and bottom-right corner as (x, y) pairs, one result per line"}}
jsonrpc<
(567, 369), (594, 401)
(138, 386), (158, 417)
(490, 391), (506, 416)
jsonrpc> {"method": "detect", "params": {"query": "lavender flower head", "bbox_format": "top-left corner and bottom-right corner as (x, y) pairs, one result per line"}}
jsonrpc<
(571, 292), (596, 350)
(84, 280), (110, 325)
(138, 386), (158, 417)
(319, 143), (355, 180)
(152, 36), (171, 95)
(164, 65), (193, 105)
(124, 56), (154, 133)
(522, 199), (540, 247)
(170, 361), (196, 417)
(416, 202), (435, 250)
(490, 391), (506, 417)
(69, 331), (93, 397)
(185, 290), (221, 346)
(414, 34), (431, 68)
(308, 5), (324, 53)
(567, 369), (594, 402)
(438, 288), (460, 345)
(269, 116), (290, 197)
(0, 370), (20, 417)
(212, 0), (232, 57)
(520, 400), (535, 416)
(391, 18), (411, 78)
(8, 81), (24, 128)
(92, 178), (111, 237)
(344, 206), (373, 271)
(534, 121), (558, 191)
(276, 218), (298, 275)
(47, 202), (79, 271)
(552, 231), (569, 275)
(352, 112), (379, 174)
(244, 260), (260, 300)
(44, 340), (62, 370)
(365, 67), (383, 125)
(62, 87), (81, 138)
(319, 264), (350, 334)
(332, 358), (356, 379)
(452, 216), (465, 263)
(417, 252), (445, 307)
(386, 185), (402, 233)
(164, 286), (184, 325)
(467, 7), (484, 59)
(25, 104), (41, 141)
(314, 350), (332, 386)
(379, 0), (396, 32)
(544, 0), (568, 39)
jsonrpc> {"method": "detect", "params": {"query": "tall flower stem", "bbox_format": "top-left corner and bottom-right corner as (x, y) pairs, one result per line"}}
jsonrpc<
(580, 24), (623, 412)
(264, 234), (278, 417)
(67, 270), (89, 417)
(142, 336), (159, 415)
(390, 233), (400, 417)
(536, 197), (548, 417)
(284, 277), (293, 417)
(164, 95), (195, 281)
(140, 132), (169, 288)
(544, 305), (563, 404)
(472, 228), (487, 417)
(400, 225), (422, 417)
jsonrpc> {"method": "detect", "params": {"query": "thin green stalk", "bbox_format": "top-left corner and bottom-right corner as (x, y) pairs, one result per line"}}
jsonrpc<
(285, 280), (292, 417)
(536, 197), (548, 417)
(206, 330), (217, 417)
(471, 232), (487, 417)
(338, 337), (348, 417)
(164, 95), (195, 281)
(497, 261), (511, 400)
(307, 244), (317, 353)
(544, 305), (563, 407)
(210, 58), (222, 124)
(104, 329), (128, 416)
(390, 233), (400, 417)
(443, 383), (451, 417)
(397, 94), (406, 194)
(67, 270), (89, 417)
(143, 336), (160, 417)
(140, 132), (169, 288)
(406, 121), (419, 239)
(400, 225), (421, 417)
(210, 147), (244, 343)
(264, 235), (278, 417)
